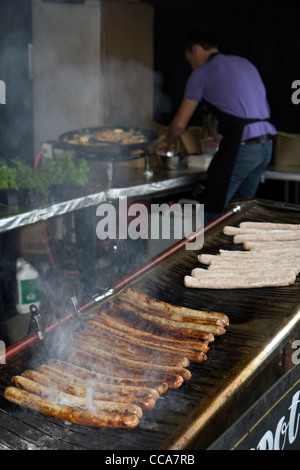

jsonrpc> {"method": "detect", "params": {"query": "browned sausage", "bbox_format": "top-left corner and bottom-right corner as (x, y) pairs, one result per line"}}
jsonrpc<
(4, 386), (140, 428)
(93, 305), (215, 342)
(120, 289), (228, 327)
(72, 340), (192, 381)
(115, 299), (226, 335)
(10, 375), (143, 418)
(123, 287), (229, 326)
(67, 348), (184, 389)
(79, 326), (207, 364)
(22, 369), (156, 410)
(85, 318), (210, 355)
(47, 359), (169, 395)
(73, 330), (190, 368)
(38, 364), (160, 400)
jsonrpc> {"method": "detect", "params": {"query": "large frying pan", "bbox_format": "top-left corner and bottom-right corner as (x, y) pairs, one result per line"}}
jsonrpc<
(56, 125), (158, 161)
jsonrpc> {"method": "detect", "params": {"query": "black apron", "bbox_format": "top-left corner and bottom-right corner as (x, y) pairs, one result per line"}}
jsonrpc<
(203, 100), (270, 213)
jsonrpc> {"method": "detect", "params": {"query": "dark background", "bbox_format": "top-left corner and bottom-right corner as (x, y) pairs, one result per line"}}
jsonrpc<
(0, 0), (33, 164)
(148, 0), (300, 132)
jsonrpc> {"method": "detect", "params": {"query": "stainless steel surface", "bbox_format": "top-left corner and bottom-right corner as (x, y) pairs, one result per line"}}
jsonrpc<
(262, 165), (300, 182)
(261, 165), (300, 203)
(0, 164), (207, 233)
(159, 154), (188, 170)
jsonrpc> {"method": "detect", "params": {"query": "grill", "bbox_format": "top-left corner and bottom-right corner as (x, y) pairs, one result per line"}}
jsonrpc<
(1, 198), (300, 450)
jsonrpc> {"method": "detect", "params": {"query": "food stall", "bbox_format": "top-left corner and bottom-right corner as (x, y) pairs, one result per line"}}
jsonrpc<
(1, 0), (300, 452)
(0, 198), (300, 450)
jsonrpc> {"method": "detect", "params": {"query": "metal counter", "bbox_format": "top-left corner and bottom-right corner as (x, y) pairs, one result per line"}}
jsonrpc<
(0, 160), (207, 234)
(261, 165), (300, 203)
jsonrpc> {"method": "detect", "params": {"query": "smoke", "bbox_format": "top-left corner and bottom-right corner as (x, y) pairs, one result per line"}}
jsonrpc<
(1, 0), (175, 349)
(153, 70), (173, 123)
(100, 56), (172, 128)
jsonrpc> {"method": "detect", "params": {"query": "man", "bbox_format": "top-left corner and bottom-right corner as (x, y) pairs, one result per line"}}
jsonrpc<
(157, 27), (276, 223)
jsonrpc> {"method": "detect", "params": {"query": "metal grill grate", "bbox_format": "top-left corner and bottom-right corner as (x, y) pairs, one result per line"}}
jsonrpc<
(1, 199), (300, 450)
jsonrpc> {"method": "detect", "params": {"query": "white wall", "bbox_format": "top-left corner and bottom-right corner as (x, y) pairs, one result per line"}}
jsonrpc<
(31, 0), (154, 156)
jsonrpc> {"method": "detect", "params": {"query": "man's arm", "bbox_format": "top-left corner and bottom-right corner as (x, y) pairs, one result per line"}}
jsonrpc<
(156, 98), (199, 152)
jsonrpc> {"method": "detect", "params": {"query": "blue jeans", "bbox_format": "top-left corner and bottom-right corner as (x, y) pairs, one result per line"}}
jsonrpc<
(204, 136), (273, 224)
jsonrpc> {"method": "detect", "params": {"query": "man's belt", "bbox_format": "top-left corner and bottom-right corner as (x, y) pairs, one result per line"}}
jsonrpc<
(240, 134), (273, 146)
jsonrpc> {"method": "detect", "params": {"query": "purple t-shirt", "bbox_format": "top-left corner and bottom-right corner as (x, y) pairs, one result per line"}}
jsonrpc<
(184, 53), (276, 141)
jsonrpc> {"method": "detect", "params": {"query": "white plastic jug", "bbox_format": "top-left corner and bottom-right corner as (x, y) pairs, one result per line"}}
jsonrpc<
(16, 258), (40, 314)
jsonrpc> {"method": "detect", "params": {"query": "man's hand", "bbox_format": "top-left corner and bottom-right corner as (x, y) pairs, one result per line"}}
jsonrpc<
(155, 139), (176, 154)
(155, 98), (199, 154)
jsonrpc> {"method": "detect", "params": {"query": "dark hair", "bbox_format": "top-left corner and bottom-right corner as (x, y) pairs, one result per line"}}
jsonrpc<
(184, 27), (219, 52)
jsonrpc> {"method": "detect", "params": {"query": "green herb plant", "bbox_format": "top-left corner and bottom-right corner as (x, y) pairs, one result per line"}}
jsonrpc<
(0, 158), (18, 190)
(0, 154), (90, 197)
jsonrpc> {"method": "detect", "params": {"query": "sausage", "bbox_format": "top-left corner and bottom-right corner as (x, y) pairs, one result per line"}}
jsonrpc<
(75, 330), (190, 367)
(224, 223), (300, 237)
(205, 255), (300, 268)
(38, 364), (160, 400)
(10, 375), (143, 418)
(184, 272), (296, 289)
(71, 340), (192, 381)
(198, 254), (218, 265)
(118, 295), (224, 328)
(81, 325), (207, 364)
(47, 359), (169, 395)
(123, 287), (229, 326)
(205, 256), (300, 271)
(245, 240), (300, 251)
(197, 251), (300, 264)
(67, 348), (184, 389)
(94, 304), (215, 342)
(85, 318), (210, 354)
(119, 292), (225, 327)
(22, 369), (156, 410)
(240, 221), (300, 231)
(74, 330), (190, 368)
(113, 299), (225, 336)
(223, 226), (242, 236)
(234, 231), (300, 243)
(218, 248), (300, 258)
(4, 386), (140, 428)
(191, 267), (297, 280)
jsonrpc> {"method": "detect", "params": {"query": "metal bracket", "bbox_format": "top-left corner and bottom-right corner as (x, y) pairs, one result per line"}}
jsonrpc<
(71, 293), (83, 320)
(28, 304), (45, 340)
(143, 154), (153, 180)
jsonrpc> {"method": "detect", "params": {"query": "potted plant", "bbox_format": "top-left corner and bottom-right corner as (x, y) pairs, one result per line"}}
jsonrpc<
(0, 157), (20, 210)
(0, 154), (90, 211)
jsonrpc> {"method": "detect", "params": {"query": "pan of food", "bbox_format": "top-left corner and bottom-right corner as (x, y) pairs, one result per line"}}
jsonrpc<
(56, 126), (158, 160)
